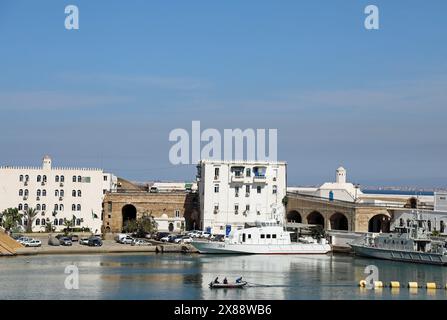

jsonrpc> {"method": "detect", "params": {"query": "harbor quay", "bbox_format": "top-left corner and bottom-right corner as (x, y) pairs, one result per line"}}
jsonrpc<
(1, 156), (446, 257)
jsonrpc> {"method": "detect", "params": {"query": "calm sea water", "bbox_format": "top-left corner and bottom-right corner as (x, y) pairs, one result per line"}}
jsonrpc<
(0, 253), (446, 300)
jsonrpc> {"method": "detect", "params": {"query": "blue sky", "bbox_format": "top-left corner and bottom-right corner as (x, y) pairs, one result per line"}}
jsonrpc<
(0, 0), (446, 187)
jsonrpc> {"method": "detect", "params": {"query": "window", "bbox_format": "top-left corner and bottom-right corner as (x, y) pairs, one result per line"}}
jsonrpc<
(272, 234), (277, 239)
(60, 204), (64, 211)
(24, 189), (29, 196)
(214, 184), (219, 193)
(72, 190), (76, 197)
(72, 176), (76, 182)
(41, 219), (46, 226)
(42, 204), (46, 211)
(235, 186), (239, 197)
(77, 190), (82, 197)
(18, 204), (23, 210)
(246, 168), (251, 177)
(267, 234), (271, 239)
(273, 185), (277, 194)
(103, 175), (108, 181)
(235, 204), (239, 214)
(36, 204), (41, 211)
(248, 234), (251, 239)
(42, 175), (47, 182)
(77, 176), (82, 182)
(77, 204), (81, 211)
(214, 168), (219, 179)
(257, 186), (262, 194)
(36, 219), (40, 226)
(19, 175), (23, 182)
(245, 185), (250, 196)
(72, 204), (76, 211)
(213, 204), (219, 213)
(175, 210), (180, 218)
(76, 219), (81, 226)
(55, 175), (59, 182)
(245, 204), (250, 212)
(54, 204), (58, 211)
(42, 190), (46, 197)
(260, 234), (265, 239)
(59, 218), (64, 225)
(55, 190), (59, 197)
(37, 189), (41, 197)
(25, 175), (29, 181)
(19, 189), (23, 196)
(60, 175), (65, 182)
(54, 219), (58, 226)
(24, 204), (28, 211)
(108, 202), (112, 213)
(60, 190), (64, 197)
(37, 175), (41, 182)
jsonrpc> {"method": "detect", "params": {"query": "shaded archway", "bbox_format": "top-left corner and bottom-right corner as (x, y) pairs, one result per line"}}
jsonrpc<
(122, 204), (137, 230)
(330, 212), (349, 231)
(405, 197), (418, 209)
(368, 214), (390, 233)
(168, 223), (174, 232)
(286, 210), (302, 223)
(307, 211), (325, 227)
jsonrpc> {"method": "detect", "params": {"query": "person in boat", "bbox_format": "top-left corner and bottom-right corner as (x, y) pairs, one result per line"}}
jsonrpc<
(235, 277), (243, 283)
(223, 277), (228, 284)
(213, 277), (219, 284)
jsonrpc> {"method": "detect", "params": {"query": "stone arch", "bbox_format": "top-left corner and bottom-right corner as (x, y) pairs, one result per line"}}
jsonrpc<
(286, 210), (302, 223)
(368, 214), (390, 233)
(122, 204), (137, 230)
(330, 212), (349, 231)
(405, 197), (418, 209)
(168, 223), (174, 232)
(307, 211), (325, 227)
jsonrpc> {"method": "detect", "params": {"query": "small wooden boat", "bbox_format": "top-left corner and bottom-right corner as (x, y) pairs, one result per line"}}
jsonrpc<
(209, 281), (247, 289)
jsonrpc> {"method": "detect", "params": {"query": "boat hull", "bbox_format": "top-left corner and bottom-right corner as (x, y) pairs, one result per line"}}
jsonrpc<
(209, 281), (248, 289)
(350, 244), (447, 265)
(192, 241), (332, 254)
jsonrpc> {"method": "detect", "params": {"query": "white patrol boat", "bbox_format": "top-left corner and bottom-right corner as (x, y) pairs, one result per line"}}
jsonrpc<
(191, 220), (332, 254)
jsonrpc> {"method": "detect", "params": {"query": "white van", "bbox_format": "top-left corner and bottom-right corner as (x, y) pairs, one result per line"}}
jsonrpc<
(114, 233), (128, 243)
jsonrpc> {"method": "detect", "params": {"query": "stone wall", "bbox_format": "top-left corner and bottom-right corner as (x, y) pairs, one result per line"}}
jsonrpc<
(103, 192), (199, 233)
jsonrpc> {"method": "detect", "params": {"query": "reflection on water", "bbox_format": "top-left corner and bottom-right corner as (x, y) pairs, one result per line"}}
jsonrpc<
(0, 253), (446, 300)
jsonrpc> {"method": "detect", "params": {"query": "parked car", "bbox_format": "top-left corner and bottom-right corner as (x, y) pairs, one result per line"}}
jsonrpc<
(88, 237), (103, 247)
(17, 237), (33, 245)
(169, 235), (183, 243)
(120, 236), (134, 244)
(71, 235), (79, 242)
(114, 233), (128, 243)
(161, 234), (178, 243)
(131, 239), (152, 246)
(80, 238), (89, 245)
(154, 232), (170, 241)
(23, 239), (42, 247)
(59, 237), (73, 246)
(202, 232), (211, 239)
(11, 234), (24, 240)
(175, 236), (192, 244)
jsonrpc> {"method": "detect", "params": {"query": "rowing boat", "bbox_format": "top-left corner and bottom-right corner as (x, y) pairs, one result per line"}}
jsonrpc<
(209, 281), (247, 289)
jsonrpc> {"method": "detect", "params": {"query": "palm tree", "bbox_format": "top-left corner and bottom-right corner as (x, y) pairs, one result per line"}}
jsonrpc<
(24, 207), (38, 233)
(1, 208), (23, 232)
(63, 218), (74, 235)
(45, 221), (55, 233)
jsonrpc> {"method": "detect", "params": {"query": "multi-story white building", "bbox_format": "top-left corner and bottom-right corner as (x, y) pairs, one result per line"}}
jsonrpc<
(196, 160), (287, 235)
(0, 155), (117, 233)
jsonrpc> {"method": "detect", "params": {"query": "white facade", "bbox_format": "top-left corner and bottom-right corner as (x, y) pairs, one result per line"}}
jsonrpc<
(434, 192), (447, 212)
(391, 210), (447, 235)
(291, 167), (362, 202)
(0, 155), (117, 233)
(197, 160), (287, 235)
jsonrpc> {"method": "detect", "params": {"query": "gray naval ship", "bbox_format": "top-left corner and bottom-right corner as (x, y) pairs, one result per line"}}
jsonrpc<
(350, 214), (447, 265)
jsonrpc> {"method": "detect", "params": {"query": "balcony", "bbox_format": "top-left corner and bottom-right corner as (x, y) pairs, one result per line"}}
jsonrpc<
(59, 196), (63, 201)
(231, 175), (245, 183)
(23, 196), (28, 200)
(36, 196), (40, 201)
(213, 209), (219, 214)
(245, 192), (250, 197)
(24, 181), (28, 186)
(253, 175), (267, 183)
(60, 182), (64, 187)
(234, 210), (239, 215)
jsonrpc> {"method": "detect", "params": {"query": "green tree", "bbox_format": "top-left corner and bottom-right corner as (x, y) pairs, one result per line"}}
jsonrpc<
(24, 207), (38, 233)
(1, 208), (23, 232)
(123, 212), (157, 237)
(45, 221), (55, 233)
(63, 218), (74, 235)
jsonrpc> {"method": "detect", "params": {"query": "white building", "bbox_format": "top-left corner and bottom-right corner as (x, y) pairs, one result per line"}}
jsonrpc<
(434, 192), (447, 212)
(196, 160), (287, 235)
(289, 167), (362, 202)
(0, 155), (117, 233)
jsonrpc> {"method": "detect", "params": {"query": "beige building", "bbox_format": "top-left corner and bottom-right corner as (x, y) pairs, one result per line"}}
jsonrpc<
(103, 179), (199, 233)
